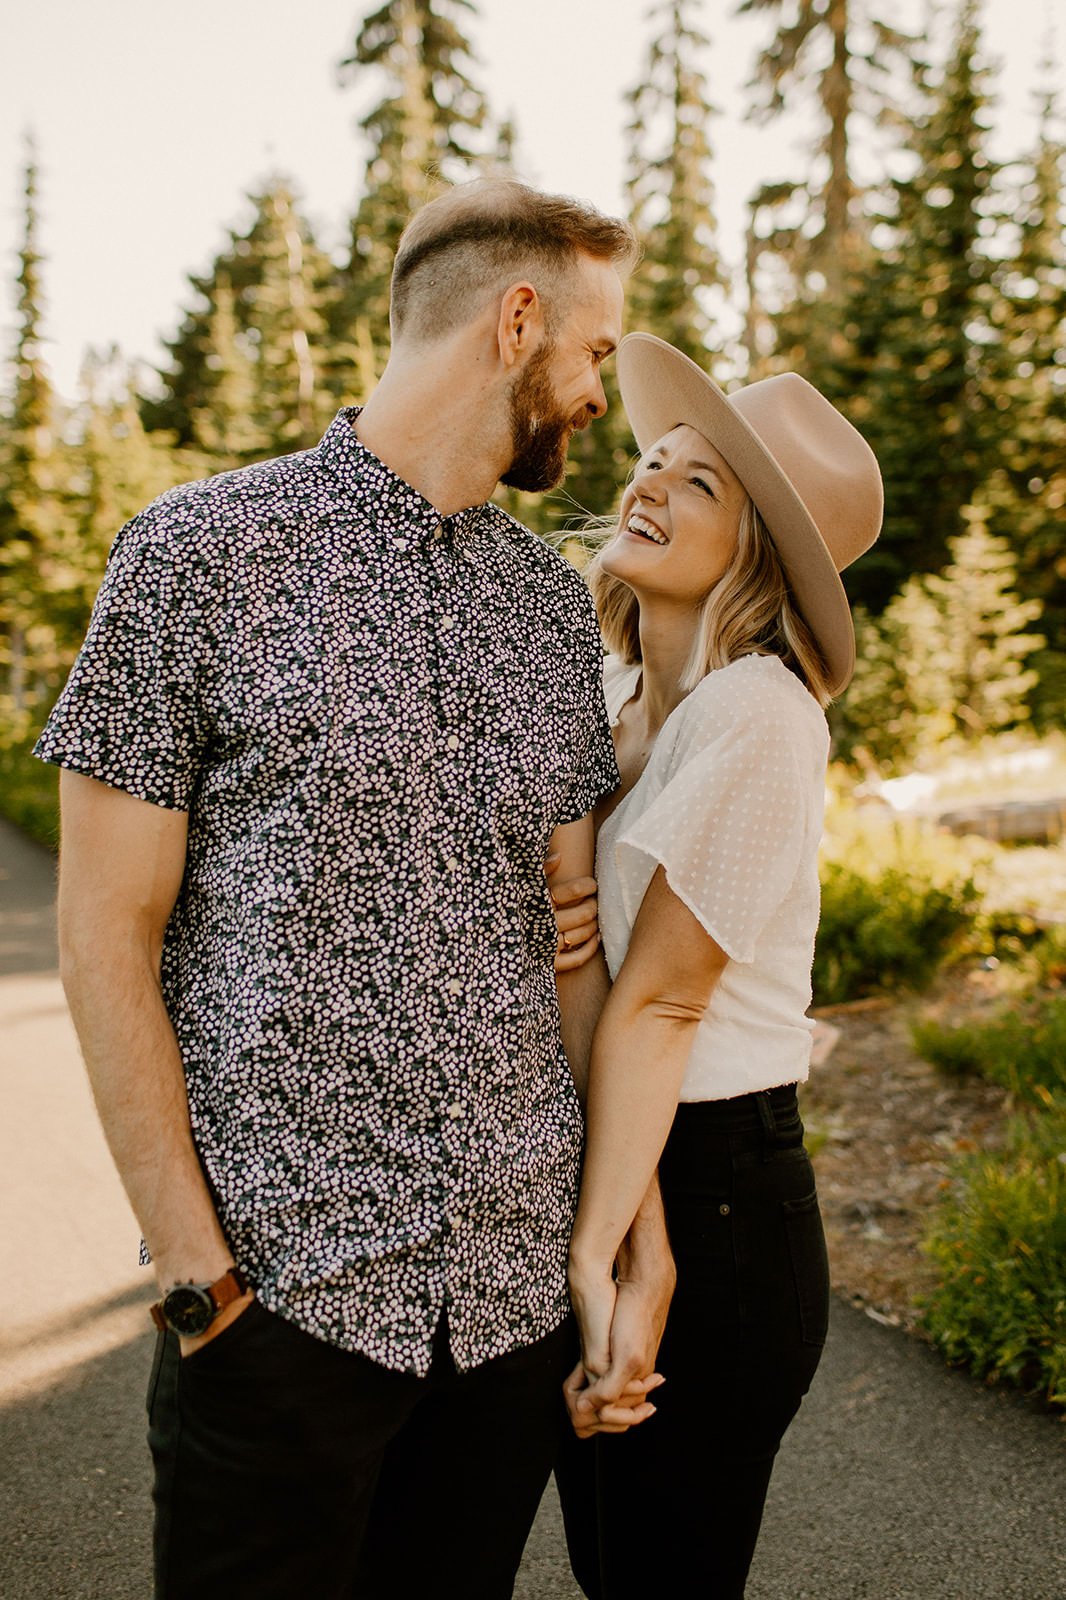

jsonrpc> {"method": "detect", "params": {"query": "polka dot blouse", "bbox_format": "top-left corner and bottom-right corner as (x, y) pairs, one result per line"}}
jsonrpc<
(597, 652), (830, 1101)
(35, 409), (618, 1376)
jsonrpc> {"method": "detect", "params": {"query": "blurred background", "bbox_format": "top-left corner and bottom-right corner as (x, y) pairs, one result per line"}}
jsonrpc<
(1, 1), (1063, 1413)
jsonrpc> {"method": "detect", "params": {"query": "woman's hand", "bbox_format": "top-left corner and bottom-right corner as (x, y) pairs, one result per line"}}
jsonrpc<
(566, 1252), (665, 1438)
(545, 853), (600, 972)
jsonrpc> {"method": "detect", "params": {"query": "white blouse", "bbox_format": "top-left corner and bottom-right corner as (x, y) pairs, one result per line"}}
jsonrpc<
(597, 652), (830, 1102)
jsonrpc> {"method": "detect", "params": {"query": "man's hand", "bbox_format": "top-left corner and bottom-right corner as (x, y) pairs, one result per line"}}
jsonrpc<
(178, 1289), (257, 1358)
(563, 1358), (664, 1439)
(545, 853), (600, 972)
(565, 1177), (676, 1437)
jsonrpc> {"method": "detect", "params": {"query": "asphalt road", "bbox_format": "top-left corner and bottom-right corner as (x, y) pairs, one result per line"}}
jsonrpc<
(1, 814), (1063, 1599)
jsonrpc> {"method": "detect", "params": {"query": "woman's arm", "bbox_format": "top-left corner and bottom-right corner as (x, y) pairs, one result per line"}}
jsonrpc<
(568, 862), (729, 1410)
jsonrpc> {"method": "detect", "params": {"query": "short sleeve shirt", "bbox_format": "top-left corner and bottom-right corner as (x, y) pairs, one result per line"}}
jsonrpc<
(35, 408), (618, 1376)
(596, 653), (829, 1101)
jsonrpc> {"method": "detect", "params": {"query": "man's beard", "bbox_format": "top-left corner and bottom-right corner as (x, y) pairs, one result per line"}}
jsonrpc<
(500, 340), (583, 493)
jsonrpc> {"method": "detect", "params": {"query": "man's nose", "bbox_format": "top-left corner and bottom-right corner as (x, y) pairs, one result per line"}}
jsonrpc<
(586, 370), (608, 420)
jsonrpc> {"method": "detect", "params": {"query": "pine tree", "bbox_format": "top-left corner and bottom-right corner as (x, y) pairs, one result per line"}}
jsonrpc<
(624, 0), (723, 366)
(835, 0), (1003, 611)
(929, 515), (1044, 742)
(335, 0), (489, 366)
(144, 179), (337, 459)
(740, 0), (915, 345)
(985, 66), (1066, 727)
(0, 140), (66, 721)
(834, 516), (1044, 770)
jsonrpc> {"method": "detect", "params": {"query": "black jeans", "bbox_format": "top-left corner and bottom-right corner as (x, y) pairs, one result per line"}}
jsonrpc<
(147, 1301), (575, 1599)
(556, 1084), (829, 1600)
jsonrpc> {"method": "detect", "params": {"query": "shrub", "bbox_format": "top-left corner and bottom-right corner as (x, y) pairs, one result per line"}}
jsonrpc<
(921, 1112), (1066, 1407)
(912, 998), (1066, 1107)
(0, 727), (59, 850)
(814, 861), (976, 1005)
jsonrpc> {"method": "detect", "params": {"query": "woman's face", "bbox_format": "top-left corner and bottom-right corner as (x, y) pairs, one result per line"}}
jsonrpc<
(603, 425), (746, 603)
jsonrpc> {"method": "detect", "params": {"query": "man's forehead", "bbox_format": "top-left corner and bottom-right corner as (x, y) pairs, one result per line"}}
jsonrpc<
(569, 254), (625, 341)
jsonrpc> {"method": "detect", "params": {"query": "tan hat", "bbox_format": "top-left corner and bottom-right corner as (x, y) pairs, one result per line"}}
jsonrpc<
(615, 333), (883, 695)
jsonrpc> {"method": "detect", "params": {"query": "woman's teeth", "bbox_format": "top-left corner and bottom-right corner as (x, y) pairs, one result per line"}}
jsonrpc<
(627, 515), (668, 545)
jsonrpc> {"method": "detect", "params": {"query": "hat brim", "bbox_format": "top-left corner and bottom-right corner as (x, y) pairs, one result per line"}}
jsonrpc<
(615, 333), (856, 696)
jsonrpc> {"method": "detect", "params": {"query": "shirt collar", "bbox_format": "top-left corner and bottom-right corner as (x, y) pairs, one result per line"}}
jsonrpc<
(316, 407), (501, 546)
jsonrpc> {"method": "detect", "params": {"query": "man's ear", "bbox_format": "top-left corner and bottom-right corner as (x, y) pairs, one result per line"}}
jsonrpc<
(497, 282), (543, 369)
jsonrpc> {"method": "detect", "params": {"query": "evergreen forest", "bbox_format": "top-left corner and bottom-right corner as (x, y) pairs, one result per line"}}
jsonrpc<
(1, 0), (1063, 834)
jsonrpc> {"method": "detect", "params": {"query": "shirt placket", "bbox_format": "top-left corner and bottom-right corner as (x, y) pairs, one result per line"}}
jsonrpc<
(421, 519), (482, 1351)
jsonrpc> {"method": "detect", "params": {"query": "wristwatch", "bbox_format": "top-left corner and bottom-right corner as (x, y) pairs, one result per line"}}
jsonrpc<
(150, 1267), (250, 1337)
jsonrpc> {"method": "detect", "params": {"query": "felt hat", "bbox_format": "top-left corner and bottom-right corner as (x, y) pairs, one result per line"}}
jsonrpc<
(615, 332), (883, 694)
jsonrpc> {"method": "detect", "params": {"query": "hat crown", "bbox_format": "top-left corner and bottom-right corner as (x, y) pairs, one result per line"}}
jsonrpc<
(727, 373), (882, 574)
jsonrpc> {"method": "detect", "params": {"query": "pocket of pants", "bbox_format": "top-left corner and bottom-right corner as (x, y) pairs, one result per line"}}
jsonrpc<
(180, 1296), (269, 1368)
(782, 1189), (830, 1347)
(146, 1330), (167, 1417)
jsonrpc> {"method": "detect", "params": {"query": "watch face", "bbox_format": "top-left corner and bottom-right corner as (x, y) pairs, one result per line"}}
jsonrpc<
(162, 1284), (215, 1338)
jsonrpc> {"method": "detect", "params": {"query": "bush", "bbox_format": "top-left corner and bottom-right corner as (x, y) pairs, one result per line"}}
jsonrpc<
(921, 1112), (1066, 1407)
(912, 997), (1066, 1107)
(814, 860), (976, 1005)
(0, 727), (59, 850)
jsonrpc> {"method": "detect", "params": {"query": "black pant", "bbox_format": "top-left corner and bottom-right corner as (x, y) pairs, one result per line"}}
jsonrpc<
(147, 1301), (575, 1599)
(556, 1084), (829, 1600)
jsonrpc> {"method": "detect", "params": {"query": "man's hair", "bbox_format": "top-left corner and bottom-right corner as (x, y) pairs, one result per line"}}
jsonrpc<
(390, 177), (639, 343)
(589, 497), (834, 709)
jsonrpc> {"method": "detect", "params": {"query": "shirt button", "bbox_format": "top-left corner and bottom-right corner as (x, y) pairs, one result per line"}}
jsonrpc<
(440, 615), (455, 631)
(446, 734), (460, 752)
(446, 978), (463, 996)
(445, 856), (460, 873)
(446, 1101), (463, 1120)
(393, 538), (409, 553)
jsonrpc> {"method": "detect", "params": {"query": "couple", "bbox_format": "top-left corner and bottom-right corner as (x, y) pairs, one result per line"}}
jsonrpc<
(37, 177), (881, 1599)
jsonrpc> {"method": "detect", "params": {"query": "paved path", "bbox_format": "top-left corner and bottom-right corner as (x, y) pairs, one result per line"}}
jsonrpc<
(1, 815), (1063, 1599)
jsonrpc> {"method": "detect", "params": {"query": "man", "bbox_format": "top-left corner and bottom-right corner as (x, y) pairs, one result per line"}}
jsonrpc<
(35, 178), (665, 1598)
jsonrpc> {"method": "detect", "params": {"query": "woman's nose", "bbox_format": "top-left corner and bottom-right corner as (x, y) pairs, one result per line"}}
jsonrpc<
(633, 472), (665, 504)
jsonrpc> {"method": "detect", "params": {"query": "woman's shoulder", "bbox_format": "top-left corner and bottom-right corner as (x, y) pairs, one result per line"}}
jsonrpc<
(673, 654), (829, 755)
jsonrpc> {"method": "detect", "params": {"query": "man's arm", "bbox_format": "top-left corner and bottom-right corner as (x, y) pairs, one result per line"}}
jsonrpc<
(549, 815), (611, 1105)
(57, 771), (250, 1344)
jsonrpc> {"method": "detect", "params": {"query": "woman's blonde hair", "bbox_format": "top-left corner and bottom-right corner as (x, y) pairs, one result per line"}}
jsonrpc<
(587, 496), (835, 709)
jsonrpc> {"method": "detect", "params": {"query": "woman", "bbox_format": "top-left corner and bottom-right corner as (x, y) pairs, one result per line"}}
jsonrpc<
(552, 333), (883, 1599)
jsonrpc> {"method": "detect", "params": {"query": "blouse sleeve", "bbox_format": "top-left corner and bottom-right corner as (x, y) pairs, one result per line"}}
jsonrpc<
(613, 694), (810, 964)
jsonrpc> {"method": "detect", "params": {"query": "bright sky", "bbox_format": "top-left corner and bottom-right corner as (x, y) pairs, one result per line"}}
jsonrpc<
(1, 0), (1060, 399)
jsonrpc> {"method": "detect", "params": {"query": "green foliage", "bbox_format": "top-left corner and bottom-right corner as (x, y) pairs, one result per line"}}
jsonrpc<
(920, 1110), (1066, 1407)
(814, 858), (976, 1004)
(913, 997), (1066, 1107)
(813, 794), (982, 1002)
(0, 723), (58, 847)
(625, 0), (723, 367)
(143, 180), (339, 458)
(833, 520), (1045, 772)
(335, 0), (490, 359)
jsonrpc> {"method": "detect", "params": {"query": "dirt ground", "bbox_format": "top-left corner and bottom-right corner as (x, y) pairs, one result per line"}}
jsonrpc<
(804, 967), (1015, 1335)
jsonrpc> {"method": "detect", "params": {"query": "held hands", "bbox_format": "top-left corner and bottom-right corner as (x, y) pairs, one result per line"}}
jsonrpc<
(545, 854), (600, 972)
(565, 1241), (676, 1439)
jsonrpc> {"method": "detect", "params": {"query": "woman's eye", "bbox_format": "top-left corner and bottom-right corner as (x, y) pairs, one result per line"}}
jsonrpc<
(692, 476), (715, 497)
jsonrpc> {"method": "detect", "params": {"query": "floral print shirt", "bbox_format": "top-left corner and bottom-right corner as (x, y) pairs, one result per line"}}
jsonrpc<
(36, 408), (617, 1375)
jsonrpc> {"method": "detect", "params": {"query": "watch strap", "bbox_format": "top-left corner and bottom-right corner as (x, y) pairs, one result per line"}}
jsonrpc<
(150, 1266), (250, 1334)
